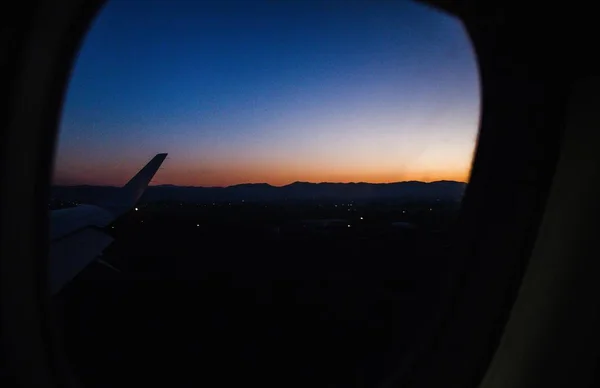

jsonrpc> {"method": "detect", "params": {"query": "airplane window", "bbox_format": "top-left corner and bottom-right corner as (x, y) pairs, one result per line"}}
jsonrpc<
(50, 0), (480, 386)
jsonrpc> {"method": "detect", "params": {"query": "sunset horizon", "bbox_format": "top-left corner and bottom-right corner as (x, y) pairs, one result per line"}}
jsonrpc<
(52, 174), (470, 188)
(52, 156), (473, 187)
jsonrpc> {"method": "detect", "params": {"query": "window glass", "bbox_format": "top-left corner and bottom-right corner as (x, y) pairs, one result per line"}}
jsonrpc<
(51, 1), (480, 386)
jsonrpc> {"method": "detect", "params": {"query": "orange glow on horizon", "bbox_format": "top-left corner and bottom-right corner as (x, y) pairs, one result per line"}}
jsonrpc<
(53, 160), (471, 187)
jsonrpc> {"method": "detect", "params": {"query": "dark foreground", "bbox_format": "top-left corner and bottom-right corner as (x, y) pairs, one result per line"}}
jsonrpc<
(54, 201), (459, 387)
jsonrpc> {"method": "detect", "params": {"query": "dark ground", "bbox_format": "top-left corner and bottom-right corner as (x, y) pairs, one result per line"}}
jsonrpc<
(54, 200), (459, 387)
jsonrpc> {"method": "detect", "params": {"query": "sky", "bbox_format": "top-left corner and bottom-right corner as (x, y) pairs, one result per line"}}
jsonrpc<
(53, 0), (480, 187)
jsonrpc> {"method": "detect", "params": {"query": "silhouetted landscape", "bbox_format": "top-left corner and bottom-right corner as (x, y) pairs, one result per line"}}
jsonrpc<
(52, 181), (465, 388)
(51, 180), (466, 206)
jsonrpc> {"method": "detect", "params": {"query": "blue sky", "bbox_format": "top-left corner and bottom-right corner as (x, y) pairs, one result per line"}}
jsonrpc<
(54, 0), (480, 187)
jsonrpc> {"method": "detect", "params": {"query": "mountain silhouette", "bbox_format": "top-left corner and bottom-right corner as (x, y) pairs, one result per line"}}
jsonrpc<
(51, 181), (467, 204)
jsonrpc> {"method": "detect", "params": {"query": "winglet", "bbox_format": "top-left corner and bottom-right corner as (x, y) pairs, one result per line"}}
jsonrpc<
(102, 153), (167, 215)
(121, 153), (168, 205)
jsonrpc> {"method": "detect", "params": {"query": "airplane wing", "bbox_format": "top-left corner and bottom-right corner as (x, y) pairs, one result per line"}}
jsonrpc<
(48, 153), (167, 294)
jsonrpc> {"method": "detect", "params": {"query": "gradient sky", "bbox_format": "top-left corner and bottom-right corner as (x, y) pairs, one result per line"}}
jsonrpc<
(53, 0), (480, 187)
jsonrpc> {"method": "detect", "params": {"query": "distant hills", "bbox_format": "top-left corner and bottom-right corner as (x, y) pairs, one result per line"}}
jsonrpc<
(51, 181), (467, 204)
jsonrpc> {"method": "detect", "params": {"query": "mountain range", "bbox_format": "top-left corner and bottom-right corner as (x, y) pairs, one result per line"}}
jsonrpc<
(51, 181), (467, 204)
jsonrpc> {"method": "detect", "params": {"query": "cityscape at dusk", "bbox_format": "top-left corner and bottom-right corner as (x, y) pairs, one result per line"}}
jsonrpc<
(52, 0), (480, 187)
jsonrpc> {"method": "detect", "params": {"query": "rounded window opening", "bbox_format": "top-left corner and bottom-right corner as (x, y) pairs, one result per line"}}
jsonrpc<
(51, 1), (480, 387)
